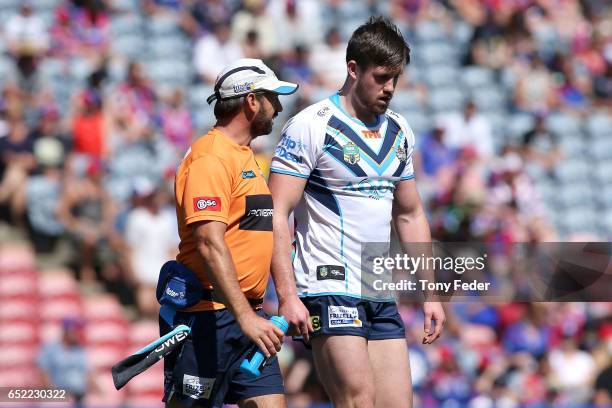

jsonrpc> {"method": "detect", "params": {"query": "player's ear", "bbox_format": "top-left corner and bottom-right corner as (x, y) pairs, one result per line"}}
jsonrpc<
(347, 60), (359, 80)
(244, 93), (260, 117)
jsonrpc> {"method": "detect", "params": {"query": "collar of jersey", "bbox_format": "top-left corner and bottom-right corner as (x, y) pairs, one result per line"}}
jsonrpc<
(329, 92), (382, 129)
(211, 128), (251, 152)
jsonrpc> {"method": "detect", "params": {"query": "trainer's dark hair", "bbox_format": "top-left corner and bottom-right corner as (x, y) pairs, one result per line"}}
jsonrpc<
(346, 16), (410, 69)
(213, 93), (266, 121)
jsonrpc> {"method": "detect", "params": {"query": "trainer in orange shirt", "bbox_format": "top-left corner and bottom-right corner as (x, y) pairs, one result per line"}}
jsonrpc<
(164, 59), (297, 408)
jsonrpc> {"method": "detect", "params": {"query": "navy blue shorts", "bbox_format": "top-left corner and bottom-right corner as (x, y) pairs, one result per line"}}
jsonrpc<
(160, 308), (284, 407)
(300, 295), (405, 340)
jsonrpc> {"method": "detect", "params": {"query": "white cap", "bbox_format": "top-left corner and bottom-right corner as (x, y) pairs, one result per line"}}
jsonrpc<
(206, 58), (298, 105)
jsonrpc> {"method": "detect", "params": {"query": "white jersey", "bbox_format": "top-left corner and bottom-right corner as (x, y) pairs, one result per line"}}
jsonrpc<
(271, 92), (416, 298)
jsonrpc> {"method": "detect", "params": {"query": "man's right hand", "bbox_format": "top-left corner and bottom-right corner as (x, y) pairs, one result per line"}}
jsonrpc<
(239, 314), (285, 358)
(279, 296), (313, 343)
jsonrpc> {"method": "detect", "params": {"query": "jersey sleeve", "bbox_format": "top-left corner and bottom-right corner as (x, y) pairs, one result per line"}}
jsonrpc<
(182, 155), (233, 225)
(400, 122), (417, 181)
(270, 116), (320, 179)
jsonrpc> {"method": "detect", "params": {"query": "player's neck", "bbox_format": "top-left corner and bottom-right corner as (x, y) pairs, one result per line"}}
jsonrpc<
(338, 88), (377, 125)
(214, 120), (252, 147)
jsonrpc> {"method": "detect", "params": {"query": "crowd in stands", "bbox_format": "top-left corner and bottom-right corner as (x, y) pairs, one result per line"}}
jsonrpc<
(0, 0), (610, 406)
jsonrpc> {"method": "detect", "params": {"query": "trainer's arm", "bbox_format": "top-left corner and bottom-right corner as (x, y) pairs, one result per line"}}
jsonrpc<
(192, 220), (283, 357)
(392, 178), (445, 344)
(268, 172), (313, 340)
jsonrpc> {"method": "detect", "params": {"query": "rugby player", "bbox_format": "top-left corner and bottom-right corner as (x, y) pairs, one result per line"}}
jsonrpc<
(268, 17), (445, 408)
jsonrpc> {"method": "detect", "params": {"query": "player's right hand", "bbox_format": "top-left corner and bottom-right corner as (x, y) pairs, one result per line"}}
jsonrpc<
(279, 296), (313, 343)
(239, 314), (284, 358)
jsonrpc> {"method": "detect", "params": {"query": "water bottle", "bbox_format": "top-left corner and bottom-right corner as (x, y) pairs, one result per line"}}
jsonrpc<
(240, 316), (288, 377)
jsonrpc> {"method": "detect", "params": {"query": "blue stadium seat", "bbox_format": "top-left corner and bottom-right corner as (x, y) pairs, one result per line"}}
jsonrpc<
(148, 36), (190, 58)
(401, 111), (432, 137)
(555, 183), (593, 208)
(462, 66), (495, 89)
(586, 113), (611, 139)
(587, 138), (612, 161)
(424, 65), (458, 88)
(147, 15), (181, 36)
(471, 86), (506, 113)
(417, 42), (457, 66)
(111, 15), (144, 37)
(145, 59), (192, 87)
(553, 158), (590, 184)
(546, 112), (581, 136)
(33, 0), (59, 11)
(188, 84), (214, 109)
(428, 88), (465, 113)
(416, 21), (445, 42)
(111, 35), (146, 59)
(193, 109), (216, 132)
(506, 113), (534, 141)
(391, 90), (425, 111)
(558, 133), (586, 159)
(560, 206), (597, 233)
(110, 0), (140, 13)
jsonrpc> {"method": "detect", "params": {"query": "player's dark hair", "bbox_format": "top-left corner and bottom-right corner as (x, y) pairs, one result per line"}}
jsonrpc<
(346, 16), (410, 70)
(214, 93), (266, 121)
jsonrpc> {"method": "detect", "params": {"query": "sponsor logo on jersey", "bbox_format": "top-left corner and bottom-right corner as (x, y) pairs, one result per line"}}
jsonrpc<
(183, 374), (215, 399)
(242, 170), (256, 179)
(328, 306), (362, 328)
(396, 144), (408, 162)
(239, 194), (273, 231)
(193, 197), (221, 212)
(275, 146), (303, 164)
(317, 106), (330, 117)
(344, 179), (395, 200)
(310, 315), (321, 331)
(317, 265), (345, 281)
(342, 142), (360, 164)
(362, 130), (381, 139)
(233, 82), (254, 93)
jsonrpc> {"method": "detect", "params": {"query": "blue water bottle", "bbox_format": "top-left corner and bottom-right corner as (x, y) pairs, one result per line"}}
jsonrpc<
(240, 316), (288, 378)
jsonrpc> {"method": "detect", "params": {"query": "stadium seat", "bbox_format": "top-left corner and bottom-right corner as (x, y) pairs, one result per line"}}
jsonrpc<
(417, 42), (456, 66)
(558, 133), (586, 159)
(0, 243), (37, 275)
(111, 14), (144, 37)
(462, 66), (495, 89)
(416, 21), (446, 42)
(586, 113), (611, 138)
(148, 36), (190, 59)
(0, 345), (38, 369)
(0, 275), (39, 301)
(587, 137), (612, 161)
(109, 0), (140, 13)
(0, 299), (39, 321)
(428, 88), (465, 113)
(111, 35), (147, 59)
(391, 90), (425, 111)
(471, 86), (506, 112)
(83, 295), (125, 322)
(85, 371), (127, 406)
(39, 269), (80, 299)
(40, 298), (83, 323)
(546, 112), (581, 136)
(424, 65), (459, 88)
(555, 183), (594, 209)
(147, 15), (181, 36)
(85, 321), (129, 347)
(130, 320), (161, 349)
(87, 345), (126, 371)
(560, 206), (597, 233)
(401, 110), (432, 137)
(553, 158), (590, 185)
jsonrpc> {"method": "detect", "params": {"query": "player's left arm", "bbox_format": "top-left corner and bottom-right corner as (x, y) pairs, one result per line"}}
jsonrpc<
(392, 178), (446, 344)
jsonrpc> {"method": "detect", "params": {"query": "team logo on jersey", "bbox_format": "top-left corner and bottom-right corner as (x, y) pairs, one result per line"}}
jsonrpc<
(342, 142), (360, 164)
(396, 145), (408, 162)
(362, 130), (380, 139)
(193, 197), (221, 212)
(316, 265), (345, 281)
